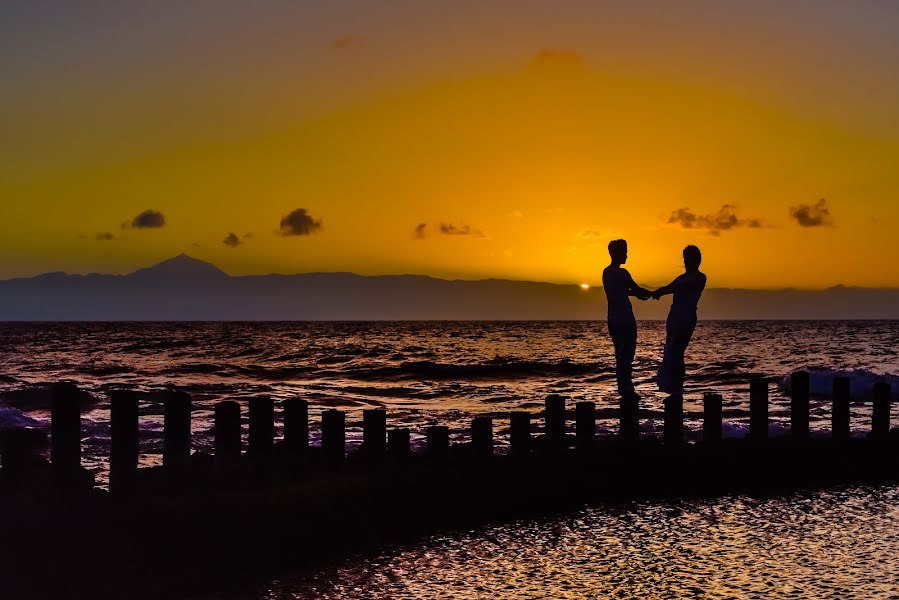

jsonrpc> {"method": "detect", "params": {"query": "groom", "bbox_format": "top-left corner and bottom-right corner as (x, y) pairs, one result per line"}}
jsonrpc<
(602, 239), (651, 398)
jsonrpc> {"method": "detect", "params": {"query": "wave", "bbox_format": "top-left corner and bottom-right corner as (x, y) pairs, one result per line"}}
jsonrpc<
(344, 358), (609, 381)
(779, 367), (897, 398)
(0, 385), (99, 413)
(0, 407), (46, 432)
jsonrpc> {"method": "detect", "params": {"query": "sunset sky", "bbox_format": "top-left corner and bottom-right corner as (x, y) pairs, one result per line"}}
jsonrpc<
(2, 1), (898, 288)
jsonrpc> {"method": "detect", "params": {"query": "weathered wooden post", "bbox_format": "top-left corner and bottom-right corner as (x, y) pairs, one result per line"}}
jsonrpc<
(832, 377), (851, 442)
(471, 416), (493, 458)
(791, 371), (810, 441)
(619, 395), (639, 443)
(283, 398), (309, 455)
(509, 411), (531, 457)
(214, 401), (241, 467)
(703, 393), (723, 444)
(664, 395), (683, 446)
(321, 410), (345, 462)
(872, 382), (891, 439)
(545, 395), (566, 446)
(51, 382), (81, 477)
(362, 408), (387, 460)
(749, 377), (769, 441)
(575, 401), (596, 452)
(109, 389), (139, 494)
(426, 425), (450, 457)
(248, 397), (274, 463)
(163, 390), (191, 469)
(0, 429), (35, 483)
(387, 428), (410, 459)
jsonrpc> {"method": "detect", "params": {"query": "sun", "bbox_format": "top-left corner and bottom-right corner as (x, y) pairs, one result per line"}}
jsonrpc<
(580, 283), (590, 290)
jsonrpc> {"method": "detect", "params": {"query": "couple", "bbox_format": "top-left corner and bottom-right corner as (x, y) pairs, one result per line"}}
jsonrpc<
(602, 239), (706, 399)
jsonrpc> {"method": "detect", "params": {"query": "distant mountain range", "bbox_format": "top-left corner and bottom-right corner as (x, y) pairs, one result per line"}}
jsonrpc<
(0, 254), (896, 320)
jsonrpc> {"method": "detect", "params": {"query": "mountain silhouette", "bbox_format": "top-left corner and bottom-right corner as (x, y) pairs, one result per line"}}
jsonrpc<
(130, 254), (229, 282)
(0, 255), (896, 320)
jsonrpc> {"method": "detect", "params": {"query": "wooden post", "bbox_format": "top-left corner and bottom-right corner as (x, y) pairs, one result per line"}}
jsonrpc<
(832, 377), (851, 442)
(509, 411), (530, 457)
(545, 395), (566, 446)
(749, 377), (769, 441)
(872, 382), (891, 439)
(664, 395), (683, 446)
(321, 410), (345, 461)
(791, 371), (810, 441)
(248, 397), (274, 462)
(619, 395), (639, 443)
(0, 429), (35, 483)
(163, 391), (191, 469)
(51, 382), (81, 476)
(575, 401), (596, 452)
(362, 408), (387, 460)
(703, 393), (723, 444)
(109, 390), (139, 494)
(214, 401), (241, 466)
(471, 417), (493, 457)
(426, 425), (450, 457)
(387, 428), (410, 459)
(283, 398), (309, 455)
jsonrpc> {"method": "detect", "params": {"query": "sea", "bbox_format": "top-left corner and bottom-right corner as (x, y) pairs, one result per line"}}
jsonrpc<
(1, 320), (897, 598)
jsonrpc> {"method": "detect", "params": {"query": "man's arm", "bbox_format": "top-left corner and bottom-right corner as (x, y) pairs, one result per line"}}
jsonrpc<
(625, 272), (652, 300)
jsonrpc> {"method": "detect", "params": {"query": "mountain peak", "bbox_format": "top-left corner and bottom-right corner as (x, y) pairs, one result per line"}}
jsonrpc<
(130, 254), (229, 280)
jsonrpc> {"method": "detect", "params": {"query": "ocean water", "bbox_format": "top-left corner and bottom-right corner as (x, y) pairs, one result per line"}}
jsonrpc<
(1, 321), (898, 598)
(0, 321), (897, 481)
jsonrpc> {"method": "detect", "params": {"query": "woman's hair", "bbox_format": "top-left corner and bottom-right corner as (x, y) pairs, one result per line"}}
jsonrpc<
(683, 245), (701, 268)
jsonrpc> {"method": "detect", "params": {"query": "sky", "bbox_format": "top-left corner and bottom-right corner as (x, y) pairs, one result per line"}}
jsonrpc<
(2, 1), (899, 288)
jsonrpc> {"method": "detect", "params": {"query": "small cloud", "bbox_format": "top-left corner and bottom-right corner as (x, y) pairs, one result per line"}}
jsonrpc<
(666, 205), (763, 236)
(223, 232), (242, 248)
(576, 229), (604, 241)
(329, 35), (364, 51)
(127, 209), (166, 229)
(413, 223), (428, 240)
(507, 210), (525, 219)
(529, 49), (586, 70)
(96, 232), (115, 241)
(279, 208), (322, 237)
(789, 198), (834, 227)
(439, 222), (489, 239)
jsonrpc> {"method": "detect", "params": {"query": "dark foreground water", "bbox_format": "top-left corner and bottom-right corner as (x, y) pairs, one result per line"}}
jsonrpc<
(239, 485), (899, 599)
(0, 321), (897, 598)
(0, 321), (897, 481)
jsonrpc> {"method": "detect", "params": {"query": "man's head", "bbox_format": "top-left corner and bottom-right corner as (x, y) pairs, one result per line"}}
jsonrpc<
(683, 245), (701, 270)
(608, 239), (628, 264)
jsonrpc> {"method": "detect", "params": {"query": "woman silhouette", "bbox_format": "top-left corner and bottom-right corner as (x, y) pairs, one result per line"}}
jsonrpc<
(652, 245), (706, 395)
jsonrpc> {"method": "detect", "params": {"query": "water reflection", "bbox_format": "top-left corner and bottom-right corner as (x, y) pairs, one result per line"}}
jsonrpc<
(252, 485), (899, 599)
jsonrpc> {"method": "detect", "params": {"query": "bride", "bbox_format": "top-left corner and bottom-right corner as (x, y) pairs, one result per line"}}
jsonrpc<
(651, 245), (707, 395)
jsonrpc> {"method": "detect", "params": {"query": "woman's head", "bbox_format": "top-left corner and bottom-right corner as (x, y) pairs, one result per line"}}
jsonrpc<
(683, 245), (701, 270)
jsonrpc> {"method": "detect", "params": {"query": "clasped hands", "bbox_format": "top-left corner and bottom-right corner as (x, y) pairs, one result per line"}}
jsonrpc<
(636, 289), (662, 301)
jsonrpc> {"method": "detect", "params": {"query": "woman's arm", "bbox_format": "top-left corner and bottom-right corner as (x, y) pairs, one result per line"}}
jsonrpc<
(651, 276), (681, 299)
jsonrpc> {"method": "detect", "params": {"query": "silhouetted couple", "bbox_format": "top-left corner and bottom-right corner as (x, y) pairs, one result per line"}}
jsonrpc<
(602, 239), (706, 399)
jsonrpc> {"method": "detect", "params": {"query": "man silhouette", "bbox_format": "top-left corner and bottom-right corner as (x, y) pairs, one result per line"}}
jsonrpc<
(652, 245), (707, 395)
(602, 239), (651, 398)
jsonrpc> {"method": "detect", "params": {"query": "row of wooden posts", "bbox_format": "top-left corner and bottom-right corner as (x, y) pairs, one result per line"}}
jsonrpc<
(7, 372), (894, 494)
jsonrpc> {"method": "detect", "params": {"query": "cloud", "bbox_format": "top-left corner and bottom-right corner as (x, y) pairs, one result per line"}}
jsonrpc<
(529, 49), (586, 70)
(223, 232), (242, 248)
(329, 35), (365, 51)
(95, 232), (115, 241)
(279, 208), (322, 236)
(128, 209), (166, 229)
(507, 210), (525, 219)
(439, 222), (488, 238)
(666, 205), (763, 235)
(413, 223), (428, 239)
(789, 198), (834, 227)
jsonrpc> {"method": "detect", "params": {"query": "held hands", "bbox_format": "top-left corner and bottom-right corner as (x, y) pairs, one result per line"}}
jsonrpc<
(636, 290), (651, 301)
(650, 289), (662, 300)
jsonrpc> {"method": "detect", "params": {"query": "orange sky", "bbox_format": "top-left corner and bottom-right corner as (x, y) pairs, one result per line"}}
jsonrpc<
(2, 1), (898, 288)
